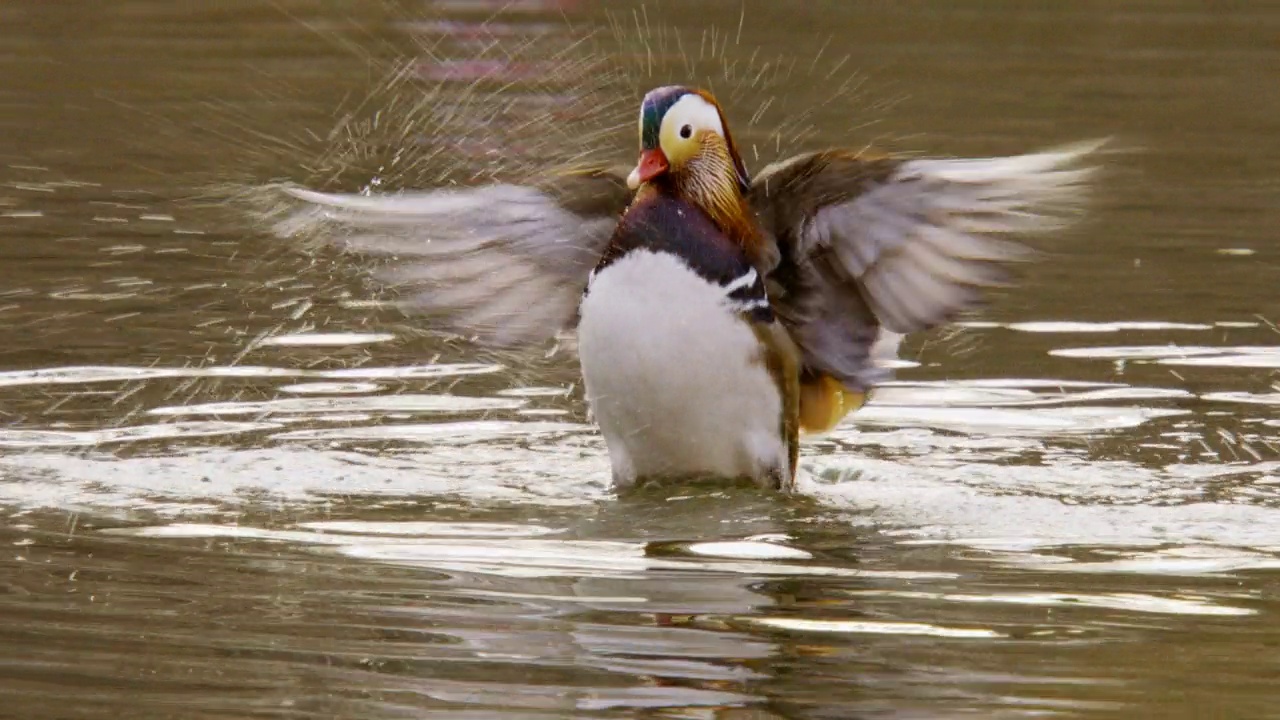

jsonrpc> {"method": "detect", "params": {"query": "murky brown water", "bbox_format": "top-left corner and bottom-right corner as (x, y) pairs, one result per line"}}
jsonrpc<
(3, 1), (1280, 717)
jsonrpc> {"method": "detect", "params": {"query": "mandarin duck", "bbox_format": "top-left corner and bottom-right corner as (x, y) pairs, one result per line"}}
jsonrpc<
(277, 85), (1099, 490)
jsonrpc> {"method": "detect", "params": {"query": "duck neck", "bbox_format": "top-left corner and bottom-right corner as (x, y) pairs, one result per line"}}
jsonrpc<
(674, 166), (768, 267)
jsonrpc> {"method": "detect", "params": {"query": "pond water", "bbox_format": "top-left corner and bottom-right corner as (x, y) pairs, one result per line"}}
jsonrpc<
(2, 1), (1279, 718)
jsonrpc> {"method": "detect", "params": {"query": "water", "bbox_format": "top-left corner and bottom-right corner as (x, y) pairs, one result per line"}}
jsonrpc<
(3, 1), (1280, 717)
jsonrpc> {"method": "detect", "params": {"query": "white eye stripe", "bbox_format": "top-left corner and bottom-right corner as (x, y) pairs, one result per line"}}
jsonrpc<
(661, 94), (724, 140)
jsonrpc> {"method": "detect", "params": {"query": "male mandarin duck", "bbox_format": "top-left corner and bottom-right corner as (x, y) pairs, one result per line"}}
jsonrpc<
(277, 85), (1099, 490)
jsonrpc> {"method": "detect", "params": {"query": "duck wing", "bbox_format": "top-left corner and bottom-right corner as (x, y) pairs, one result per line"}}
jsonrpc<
(748, 141), (1102, 391)
(272, 168), (633, 348)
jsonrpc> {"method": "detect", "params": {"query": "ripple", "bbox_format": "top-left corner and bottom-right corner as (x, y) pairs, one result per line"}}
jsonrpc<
(1008, 546), (1280, 576)
(1203, 392), (1280, 406)
(823, 426), (1045, 454)
(319, 363), (503, 379)
(107, 523), (958, 582)
(298, 521), (565, 537)
(872, 381), (1190, 408)
(1050, 345), (1230, 360)
(898, 378), (1121, 389)
(684, 540), (813, 560)
(148, 393), (523, 417)
(806, 458), (1280, 554)
(273, 413), (375, 424)
(259, 332), (397, 346)
(497, 386), (572, 398)
(577, 686), (758, 711)
(0, 363), (501, 388)
(855, 405), (1186, 435)
(750, 617), (1002, 639)
(0, 420), (279, 448)
(1051, 345), (1280, 367)
(0, 443), (610, 509)
(339, 539), (914, 580)
(271, 420), (583, 443)
(0, 365), (293, 387)
(276, 381), (382, 394)
(843, 589), (1255, 616)
(1007, 321), (1214, 333)
(853, 377), (1190, 436)
(1160, 350), (1280, 368)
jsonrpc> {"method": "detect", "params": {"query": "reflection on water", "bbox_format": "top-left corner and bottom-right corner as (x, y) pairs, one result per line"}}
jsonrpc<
(3, 0), (1280, 718)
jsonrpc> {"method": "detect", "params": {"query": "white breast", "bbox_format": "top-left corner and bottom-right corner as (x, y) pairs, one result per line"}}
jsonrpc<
(577, 249), (788, 488)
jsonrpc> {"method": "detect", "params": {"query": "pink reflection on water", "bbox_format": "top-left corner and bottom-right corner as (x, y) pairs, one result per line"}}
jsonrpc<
(426, 0), (583, 11)
(402, 20), (560, 38)
(417, 59), (565, 82)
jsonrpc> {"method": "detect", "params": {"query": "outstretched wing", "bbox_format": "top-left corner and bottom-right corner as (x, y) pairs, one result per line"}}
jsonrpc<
(272, 168), (633, 347)
(750, 141), (1102, 390)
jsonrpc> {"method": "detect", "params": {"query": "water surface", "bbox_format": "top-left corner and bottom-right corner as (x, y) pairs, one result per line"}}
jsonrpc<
(2, 1), (1279, 718)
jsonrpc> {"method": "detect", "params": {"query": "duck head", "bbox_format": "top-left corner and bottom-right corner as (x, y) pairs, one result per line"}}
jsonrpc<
(627, 85), (752, 200)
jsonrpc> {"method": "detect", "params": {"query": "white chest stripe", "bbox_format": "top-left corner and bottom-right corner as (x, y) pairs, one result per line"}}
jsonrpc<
(729, 297), (770, 312)
(721, 268), (770, 316)
(720, 268), (759, 295)
(586, 255), (768, 316)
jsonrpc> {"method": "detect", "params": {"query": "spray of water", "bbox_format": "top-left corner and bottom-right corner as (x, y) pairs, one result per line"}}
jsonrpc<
(171, 2), (908, 402)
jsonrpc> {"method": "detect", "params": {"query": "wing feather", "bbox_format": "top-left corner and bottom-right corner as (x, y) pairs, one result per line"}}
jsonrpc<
(751, 140), (1103, 389)
(271, 170), (632, 347)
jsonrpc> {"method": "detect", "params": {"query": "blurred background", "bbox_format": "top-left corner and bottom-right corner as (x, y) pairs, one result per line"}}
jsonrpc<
(1, 1), (1278, 718)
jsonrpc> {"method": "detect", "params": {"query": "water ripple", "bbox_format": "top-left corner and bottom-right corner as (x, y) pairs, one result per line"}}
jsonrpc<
(842, 589), (1255, 616)
(1007, 321), (1215, 333)
(259, 332), (397, 346)
(750, 618), (1003, 639)
(107, 523), (958, 582)
(0, 362), (503, 388)
(857, 378), (1189, 435)
(1052, 345), (1280, 368)
(148, 394), (523, 417)
(0, 420), (280, 448)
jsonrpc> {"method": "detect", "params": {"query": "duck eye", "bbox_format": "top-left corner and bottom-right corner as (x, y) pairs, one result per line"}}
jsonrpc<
(679, 124), (693, 139)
